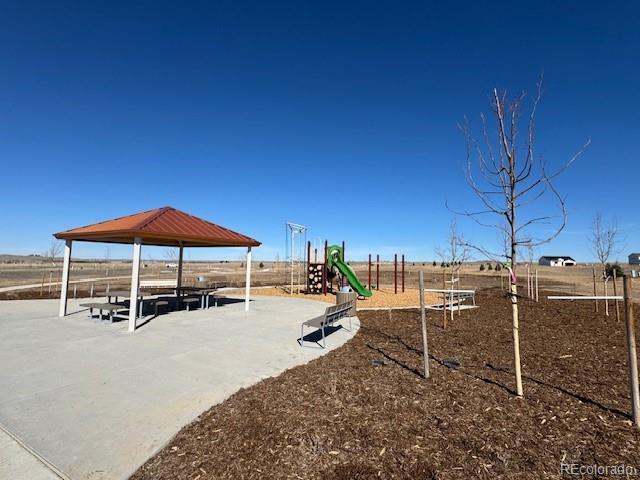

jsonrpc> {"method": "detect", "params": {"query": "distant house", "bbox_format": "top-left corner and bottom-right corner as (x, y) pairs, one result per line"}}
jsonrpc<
(538, 256), (576, 267)
(629, 253), (640, 265)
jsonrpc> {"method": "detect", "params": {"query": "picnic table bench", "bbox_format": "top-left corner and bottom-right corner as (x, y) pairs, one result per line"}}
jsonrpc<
(299, 300), (354, 348)
(182, 296), (200, 311)
(80, 302), (125, 322)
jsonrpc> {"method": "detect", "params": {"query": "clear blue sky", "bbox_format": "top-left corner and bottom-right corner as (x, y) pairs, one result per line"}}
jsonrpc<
(1, 1), (638, 262)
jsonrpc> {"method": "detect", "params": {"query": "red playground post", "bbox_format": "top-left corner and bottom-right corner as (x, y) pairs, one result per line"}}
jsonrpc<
(402, 254), (405, 293)
(306, 240), (311, 292)
(368, 254), (372, 289)
(394, 254), (398, 294)
(323, 240), (328, 295)
(376, 254), (380, 290)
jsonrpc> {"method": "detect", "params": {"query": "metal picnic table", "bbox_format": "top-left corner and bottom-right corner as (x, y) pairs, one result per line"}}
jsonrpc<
(175, 286), (219, 309)
(107, 290), (147, 319)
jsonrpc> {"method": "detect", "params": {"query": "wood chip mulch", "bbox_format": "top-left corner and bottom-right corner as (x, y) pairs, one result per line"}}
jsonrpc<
(132, 288), (640, 479)
(226, 287), (442, 309)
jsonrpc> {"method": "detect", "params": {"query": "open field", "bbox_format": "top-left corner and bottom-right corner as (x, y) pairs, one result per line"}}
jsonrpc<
(132, 287), (640, 479)
(2, 255), (638, 304)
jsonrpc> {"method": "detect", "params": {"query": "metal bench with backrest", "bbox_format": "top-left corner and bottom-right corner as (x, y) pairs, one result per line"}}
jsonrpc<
(299, 300), (354, 348)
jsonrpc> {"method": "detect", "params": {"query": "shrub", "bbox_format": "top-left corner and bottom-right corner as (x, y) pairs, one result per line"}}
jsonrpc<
(605, 262), (624, 278)
(432, 261), (436, 267)
(487, 264), (493, 270)
(440, 262), (445, 268)
(479, 264), (485, 271)
(495, 263), (502, 271)
(259, 262), (264, 269)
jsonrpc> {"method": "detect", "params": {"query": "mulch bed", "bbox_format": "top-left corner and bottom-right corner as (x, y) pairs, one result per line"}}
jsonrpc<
(132, 288), (640, 479)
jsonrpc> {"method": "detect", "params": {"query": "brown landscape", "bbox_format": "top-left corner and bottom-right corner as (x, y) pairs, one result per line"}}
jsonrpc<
(1, 254), (637, 302)
(132, 287), (640, 479)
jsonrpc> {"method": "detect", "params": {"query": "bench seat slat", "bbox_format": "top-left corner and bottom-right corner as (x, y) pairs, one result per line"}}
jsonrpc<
(80, 302), (123, 311)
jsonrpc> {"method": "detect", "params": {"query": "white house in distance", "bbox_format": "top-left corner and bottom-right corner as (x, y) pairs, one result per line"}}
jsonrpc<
(538, 256), (577, 267)
(629, 253), (640, 265)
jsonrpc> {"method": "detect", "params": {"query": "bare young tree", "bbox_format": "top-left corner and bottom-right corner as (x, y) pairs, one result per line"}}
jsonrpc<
(589, 213), (620, 274)
(449, 77), (589, 397)
(43, 240), (64, 266)
(589, 213), (620, 316)
(163, 248), (178, 264)
(435, 220), (470, 282)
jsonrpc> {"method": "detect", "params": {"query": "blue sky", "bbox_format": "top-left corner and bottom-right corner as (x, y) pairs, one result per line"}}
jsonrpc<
(0, 1), (638, 262)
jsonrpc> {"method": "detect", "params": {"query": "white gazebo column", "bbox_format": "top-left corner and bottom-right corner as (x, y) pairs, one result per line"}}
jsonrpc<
(58, 240), (73, 317)
(176, 244), (184, 309)
(245, 246), (252, 311)
(128, 237), (143, 332)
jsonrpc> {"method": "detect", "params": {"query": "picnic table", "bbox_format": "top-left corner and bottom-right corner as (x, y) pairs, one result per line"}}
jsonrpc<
(106, 290), (146, 319)
(174, 287), (219, 309)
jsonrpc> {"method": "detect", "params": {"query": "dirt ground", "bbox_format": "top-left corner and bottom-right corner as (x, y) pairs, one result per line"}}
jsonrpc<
(132, 288), (640, 479)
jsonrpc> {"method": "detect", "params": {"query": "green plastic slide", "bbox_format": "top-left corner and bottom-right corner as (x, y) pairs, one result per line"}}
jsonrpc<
(327, 244), (373, 298)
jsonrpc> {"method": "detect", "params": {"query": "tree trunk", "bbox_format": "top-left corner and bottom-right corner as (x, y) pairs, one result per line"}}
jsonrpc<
(511, 187), (524, 397)
(510, 275), (523, 397)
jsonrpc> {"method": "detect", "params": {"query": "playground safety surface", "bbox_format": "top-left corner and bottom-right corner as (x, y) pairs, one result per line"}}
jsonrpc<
(133, 288), (640, 479)
(226, 287), (443, 309)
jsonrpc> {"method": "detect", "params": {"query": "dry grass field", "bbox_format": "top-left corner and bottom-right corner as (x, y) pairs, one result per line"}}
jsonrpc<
(1, 255), (637, 305)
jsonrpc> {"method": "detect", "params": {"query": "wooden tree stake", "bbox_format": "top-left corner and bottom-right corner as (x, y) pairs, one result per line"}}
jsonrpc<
(623, 276), (640, 427)
(419, 271), (430, 379)
(613, 269), (620, 322)
(442, 269), (446, 328)
(593, 266), (598, 313)
(605, 278), (610, 317)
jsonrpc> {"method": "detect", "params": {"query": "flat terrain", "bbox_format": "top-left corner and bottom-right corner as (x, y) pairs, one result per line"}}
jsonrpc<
(3, 256), (637, 302)
(133, 288), (640, 479)
(0, 296), (358, 480)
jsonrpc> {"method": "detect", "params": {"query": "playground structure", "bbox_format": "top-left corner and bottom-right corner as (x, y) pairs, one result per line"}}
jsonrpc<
(297, 235), (410, 298)
(305, 240), (372, 298)
(326, 244), (372, 297)
(364, 253), (406, 293)
(285, 222), (307, 294)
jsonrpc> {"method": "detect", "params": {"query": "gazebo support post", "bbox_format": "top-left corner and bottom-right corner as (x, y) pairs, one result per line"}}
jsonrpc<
(128, 237), (142, 332)
(176, 244), (184, 309)
(245, 246), (252, 311)
(58, 240), (72, 317)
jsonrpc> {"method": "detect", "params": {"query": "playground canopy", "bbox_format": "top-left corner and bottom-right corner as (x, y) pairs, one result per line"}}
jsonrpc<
(54, 206), (261, 332)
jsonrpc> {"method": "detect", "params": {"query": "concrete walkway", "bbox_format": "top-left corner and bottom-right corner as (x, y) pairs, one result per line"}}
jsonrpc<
(0, 427), (60, 479)
(0, 296), (359, 480)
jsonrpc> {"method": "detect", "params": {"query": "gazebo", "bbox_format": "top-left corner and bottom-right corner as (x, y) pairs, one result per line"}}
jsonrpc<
(54, 207), (261, 332)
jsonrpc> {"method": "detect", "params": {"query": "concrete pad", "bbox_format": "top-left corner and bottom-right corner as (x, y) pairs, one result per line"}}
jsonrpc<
(0, 428), (60, 480)
(0, 296), (359, 480)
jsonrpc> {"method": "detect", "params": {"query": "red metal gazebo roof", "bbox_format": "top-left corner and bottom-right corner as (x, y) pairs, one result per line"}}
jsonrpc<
(54, 207), (261, 247)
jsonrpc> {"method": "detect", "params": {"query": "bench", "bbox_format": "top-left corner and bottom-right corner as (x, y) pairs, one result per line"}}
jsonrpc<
(299, 300), (354, 348)
(80, 302), (125, 323)
(149, 299), (170, 316)
(182, 297), (200, 311)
